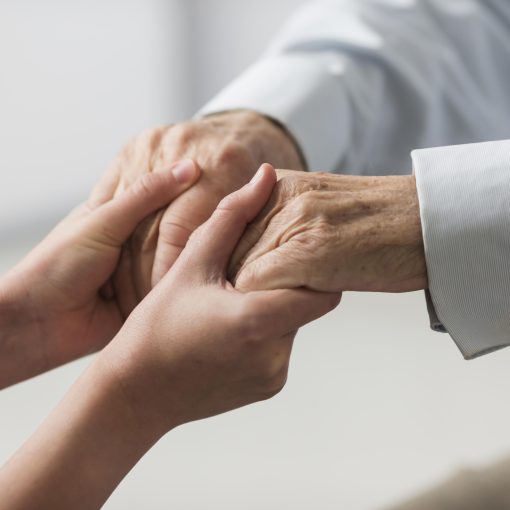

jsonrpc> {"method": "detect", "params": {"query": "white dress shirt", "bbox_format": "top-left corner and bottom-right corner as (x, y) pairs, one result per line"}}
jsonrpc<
(198, 0), (510, 359)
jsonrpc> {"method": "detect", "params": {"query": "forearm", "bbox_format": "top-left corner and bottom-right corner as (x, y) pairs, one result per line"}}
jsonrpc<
(0, 270), (47, 389)
(201, 0), (510, 175)
(0, 351), (161, 510)
(0, 267), (80, 389)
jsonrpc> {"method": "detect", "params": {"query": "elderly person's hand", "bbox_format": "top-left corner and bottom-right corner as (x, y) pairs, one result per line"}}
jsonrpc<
(0, 161), (199, 388)
(90, 111), (304, 305)
(229, 170), (428, 293)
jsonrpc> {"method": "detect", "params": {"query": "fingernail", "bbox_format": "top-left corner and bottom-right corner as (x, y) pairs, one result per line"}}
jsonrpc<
(172, 159), (197, 184)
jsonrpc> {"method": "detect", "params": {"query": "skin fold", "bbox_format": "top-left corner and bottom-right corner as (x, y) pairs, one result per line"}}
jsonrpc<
(229, 169), (428, 293)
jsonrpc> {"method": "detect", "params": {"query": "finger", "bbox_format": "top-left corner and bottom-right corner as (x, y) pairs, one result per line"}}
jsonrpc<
(182, 163), (276, 277)
(150, 182), (214, 286)
(88, 126), (170, 208)
(88, 160), (122, 209)
(227, 219), (267, 282)
(85, 159), (200, 247)
(130, 208), (166, 298)
(151, 162), (252, 286)
(227, 185), (284, 280)
(248, 288), (341, 336)
(112, 243), (139, 319)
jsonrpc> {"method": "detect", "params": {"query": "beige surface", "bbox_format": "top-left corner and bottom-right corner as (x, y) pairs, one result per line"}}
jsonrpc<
(387, 457), (510, 510)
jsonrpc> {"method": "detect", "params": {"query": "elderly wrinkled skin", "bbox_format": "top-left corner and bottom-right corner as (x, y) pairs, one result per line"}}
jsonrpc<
(90, 111), (304, 313)
(229, 169), (428, 293)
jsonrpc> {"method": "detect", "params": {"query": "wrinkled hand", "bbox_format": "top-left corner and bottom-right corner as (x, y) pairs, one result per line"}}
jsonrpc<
(2, 162), (199, 376)
(229, 170), (428, 293)
(90, 111), (304, 306)
(102, 165), (340, 435)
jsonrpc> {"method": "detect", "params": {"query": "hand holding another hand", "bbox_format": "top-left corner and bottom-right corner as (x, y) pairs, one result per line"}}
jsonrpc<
(0, 161), (199, 387)
(0, 165), (340, 510)
(98, 164), (340, 436)
(92, 111), (304, 303)
(230, 170), (428, 293)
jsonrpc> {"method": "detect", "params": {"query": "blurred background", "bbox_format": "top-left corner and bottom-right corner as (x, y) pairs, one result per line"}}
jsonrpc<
(2, 1), (510, 509)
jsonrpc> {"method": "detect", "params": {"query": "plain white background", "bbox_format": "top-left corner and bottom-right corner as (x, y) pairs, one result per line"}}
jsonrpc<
(2, 1), (510, 509)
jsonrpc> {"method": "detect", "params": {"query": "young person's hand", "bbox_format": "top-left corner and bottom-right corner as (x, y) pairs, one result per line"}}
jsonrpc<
(0, 165), (340, 510)
(0, 160), (200, 388)
(101, 163), (340, 435)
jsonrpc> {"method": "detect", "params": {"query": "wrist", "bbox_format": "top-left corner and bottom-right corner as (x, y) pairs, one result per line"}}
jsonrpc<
(93, 330), (182, 443)
(0, 268), (47, 388)
(204, 110), (305, 172)
(87, 354), (163, 451)
(325, 172), (427, 292)
(361, 173), (427, 292)
(405, 174), (428, 290)
(0, 353), (160, 509)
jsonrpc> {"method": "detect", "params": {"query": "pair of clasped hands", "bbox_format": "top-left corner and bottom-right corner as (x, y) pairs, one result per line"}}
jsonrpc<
(0, 111), (428, 508)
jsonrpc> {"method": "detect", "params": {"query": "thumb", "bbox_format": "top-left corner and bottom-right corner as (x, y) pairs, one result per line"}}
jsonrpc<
(84, 159), (200, 247)
(181, 163), (276, 278)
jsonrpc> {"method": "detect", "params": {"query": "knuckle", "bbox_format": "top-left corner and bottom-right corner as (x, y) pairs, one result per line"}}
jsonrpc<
(215, 140), (254, 168)
(275, 170), (307, 192)
(120, 126), (168, 170)
(276, 171), (329, 202)
(132, 173), (156, 198)
(115, 135), (140, 165)
(137, 125), (168, 152)
(158, 211), (196, 249)
(275, 169), (299, 185)
(216, 193), (240, 214)
(291, 190), (319, 217)
(214, 195), (248, 226)
(94, 224), (122, 248)
(271, 174), (307, 210)
(170, 122), (196, 146)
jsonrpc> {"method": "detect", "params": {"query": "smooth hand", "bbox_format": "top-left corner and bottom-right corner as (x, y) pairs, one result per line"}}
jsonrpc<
(0, 162), (199, 386)
(90, 111), (304, 304)
(0, 165), (339, 510)
(229, 170), (428, 293)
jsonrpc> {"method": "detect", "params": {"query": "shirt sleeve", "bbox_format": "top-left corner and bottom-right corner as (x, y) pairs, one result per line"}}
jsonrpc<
(197, 0), (510, 357)
(198, 0), (510, 175)
(413, 140), (510, 360)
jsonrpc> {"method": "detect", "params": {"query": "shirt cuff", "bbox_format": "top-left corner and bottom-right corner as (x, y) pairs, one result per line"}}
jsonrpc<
(196, 54), (349, 173)
(412, 140), (510, 359)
